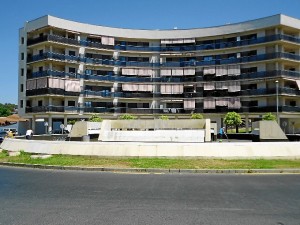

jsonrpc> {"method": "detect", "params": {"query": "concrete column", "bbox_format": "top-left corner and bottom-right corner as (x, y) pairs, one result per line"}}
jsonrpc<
(275, 62), (279, 70)
(64, 115), (67, 127)
(31, 116), (36, 131)
(245, 114), (249, 133)
(48, 115), (52, 133)
(49, 97), (52, 106)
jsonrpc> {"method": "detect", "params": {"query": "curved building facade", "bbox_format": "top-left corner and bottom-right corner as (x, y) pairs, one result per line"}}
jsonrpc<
(19, 14), (300, 133)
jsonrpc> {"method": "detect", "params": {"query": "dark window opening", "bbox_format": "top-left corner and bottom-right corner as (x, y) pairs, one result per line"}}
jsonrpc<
(20, 100), (23, 108)
(290, 101), (296, 107)
(38, 100), (43, 106)
(69, 50), (76, 56)
(241, 67), (257, 74)
(69, 67), (76, 74)
(68, 101), (76, 107)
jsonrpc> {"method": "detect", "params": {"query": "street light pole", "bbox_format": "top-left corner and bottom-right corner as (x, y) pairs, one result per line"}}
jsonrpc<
(275, 80), (279, 124)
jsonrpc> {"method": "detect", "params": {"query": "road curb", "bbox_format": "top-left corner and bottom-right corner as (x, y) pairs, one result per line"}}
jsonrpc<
(1, 162), (300, 174)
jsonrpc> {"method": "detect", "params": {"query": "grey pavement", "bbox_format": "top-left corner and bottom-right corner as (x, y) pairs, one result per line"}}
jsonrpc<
(1, 167), (300, 225)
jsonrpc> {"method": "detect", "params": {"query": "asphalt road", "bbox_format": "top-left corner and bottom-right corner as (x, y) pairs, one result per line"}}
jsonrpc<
(0, 167), (299, 225)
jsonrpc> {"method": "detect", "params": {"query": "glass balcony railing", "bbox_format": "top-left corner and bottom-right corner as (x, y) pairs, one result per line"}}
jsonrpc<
(239, 87), (300, 96)
(30, 70), (80, 79)
(29, 70), (300, 85)
(25, 105), (300, 114)
(27, 34), (300, 52)
(26, 88), (80, 96)
(27, 51), (300, 68)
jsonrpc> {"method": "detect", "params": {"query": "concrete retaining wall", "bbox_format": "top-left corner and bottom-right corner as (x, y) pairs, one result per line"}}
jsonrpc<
(100, 130), (205, 142)
(1, 139), (300, 159)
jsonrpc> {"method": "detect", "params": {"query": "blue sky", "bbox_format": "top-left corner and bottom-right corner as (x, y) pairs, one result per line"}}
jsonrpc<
(0, 0), (300, 104)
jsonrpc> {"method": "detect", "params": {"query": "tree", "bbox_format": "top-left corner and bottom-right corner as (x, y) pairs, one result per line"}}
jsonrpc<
(190, 113), (204, 119)
(262, 112), (276, 121)
(0, 105), (11, 117)
(224, 112), (242, 133)
(88, 114), (103, 122)
(119, 114), (137, 120)
(67, 119), (77, 125)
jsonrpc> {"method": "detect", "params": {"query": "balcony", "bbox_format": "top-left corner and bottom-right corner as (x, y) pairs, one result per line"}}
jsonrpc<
(27, 51), (300, 68)
(30, 70), (80, 79)
(26, 88), (80, 97)
(83, 90), (111, 98)
(239, 87), (300, 96)
(27, 34), (300, 52)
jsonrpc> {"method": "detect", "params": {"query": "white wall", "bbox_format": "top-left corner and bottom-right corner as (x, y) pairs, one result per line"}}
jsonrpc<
(2, 139), (300, 159)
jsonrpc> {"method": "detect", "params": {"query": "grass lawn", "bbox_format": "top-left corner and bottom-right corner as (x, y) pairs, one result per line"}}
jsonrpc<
(1, 150), (300, 169)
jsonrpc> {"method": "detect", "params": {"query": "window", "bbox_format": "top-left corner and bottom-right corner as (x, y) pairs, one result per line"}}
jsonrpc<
(21, 53), (24, 60)
(128, 103), (137, 108)
(85, 102), (92, 107)
(26, 100), (31, 107)
(39, 49), (43, 55)
(21, 37), (24, 44)
(69, 50), (76, 56)
(241, 67), (257, 74)
(204, 56), (213, 61)
(38, 100), (43, 106)
(21, 68), (24, 76)
(68, 101), (76, 107)
(69, 67), (76, 73)
(20, 84), (23, 92)
(39, 66), (43, 72)
(20, 100), (23, 108)
(290, 101), (296, 107)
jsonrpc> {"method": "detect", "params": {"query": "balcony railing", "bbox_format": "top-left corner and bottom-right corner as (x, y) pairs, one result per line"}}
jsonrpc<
(30, 70), (80, 79)
(27, 51), (300, 68)
(25, 105), (300, 114)
(239, 87), (300, 96)
(26, 88), (80, 96)
(27, 34), (300, 52)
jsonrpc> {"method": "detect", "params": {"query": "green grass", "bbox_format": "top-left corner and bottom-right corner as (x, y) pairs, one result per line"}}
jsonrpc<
(1, 152), (300, 169)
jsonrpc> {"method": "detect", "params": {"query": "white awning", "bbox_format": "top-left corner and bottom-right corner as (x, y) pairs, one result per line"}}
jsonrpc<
(296, 80), (300, 90)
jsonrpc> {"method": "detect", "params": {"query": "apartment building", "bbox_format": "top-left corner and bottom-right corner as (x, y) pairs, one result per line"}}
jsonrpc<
(19, 14), (300, 134)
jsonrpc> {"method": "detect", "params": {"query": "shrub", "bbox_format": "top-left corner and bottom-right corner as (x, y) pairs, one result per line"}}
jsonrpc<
(262, 113), (276, 121)
(190, 113), (204, 119)
(67, 119), (77, 125)
(160, 115), (169, 120)
(88, 114), (103, 122)
(119, 114), (137, 120)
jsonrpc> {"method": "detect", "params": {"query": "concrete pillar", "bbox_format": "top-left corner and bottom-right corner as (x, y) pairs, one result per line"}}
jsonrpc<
(48, 115), (52, 133)
(245, 114), (249, 133)
(275, 62), (279, 70)
(64, 115), (67, 127)
(49, 97), (52, 106)
(31, 116), (36, 131)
